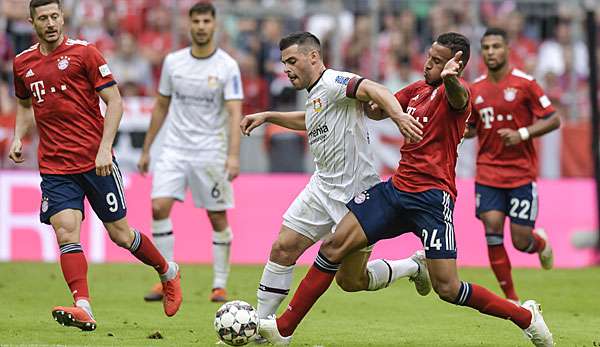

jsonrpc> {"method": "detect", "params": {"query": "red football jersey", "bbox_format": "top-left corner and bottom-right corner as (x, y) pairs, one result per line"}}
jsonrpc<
(469, 68), (556, 188)
(392, 79), (472, 200)
(13, 37), (116, 174)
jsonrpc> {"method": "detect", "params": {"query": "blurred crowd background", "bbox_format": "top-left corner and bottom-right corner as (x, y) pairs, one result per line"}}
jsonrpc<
(0, 0), (596, 177)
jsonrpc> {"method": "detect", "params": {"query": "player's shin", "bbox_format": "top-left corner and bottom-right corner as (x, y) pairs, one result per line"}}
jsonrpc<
(366, 258), (418, 291)
(212, 227), (232, 289)
(454, 281), (532, 329)
(257, 260), (294, 318)
(276, 252), (339, 337)
(59, 243), (93, 316)
(152, 218), (174, 261)
(128, 229), (169, 275)
(486, 234), (519, 301)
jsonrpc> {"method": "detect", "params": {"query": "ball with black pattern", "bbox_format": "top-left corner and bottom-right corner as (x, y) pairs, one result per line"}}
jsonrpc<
(214, 300), (259, 346)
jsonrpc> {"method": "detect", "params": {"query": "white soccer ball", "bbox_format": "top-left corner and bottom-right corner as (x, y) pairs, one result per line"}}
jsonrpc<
(214, 300), (259, 346)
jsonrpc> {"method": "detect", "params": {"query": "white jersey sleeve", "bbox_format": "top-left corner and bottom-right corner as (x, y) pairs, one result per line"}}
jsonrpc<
(158, 54), (173, 96)
(325, 70), (360, 104)
(223, 60), (243, 100)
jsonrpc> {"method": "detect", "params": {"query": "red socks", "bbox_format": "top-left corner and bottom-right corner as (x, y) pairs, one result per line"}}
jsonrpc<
(487, 245), (519, 301)
(59, 243), (89, 302)
(129, 229), (169, 274)
(462, 282), (532, 329)
(527, 232), (547, 254)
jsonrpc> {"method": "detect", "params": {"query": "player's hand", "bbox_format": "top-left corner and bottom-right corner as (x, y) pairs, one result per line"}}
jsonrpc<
(441, 51), (463, 80)
(225, 155), (240, 181)
(390, 112), (423, 143)
(8, 138), (24, 163)
(95, 147), (112, 176)
(240, 113), (267, 136)
(497, 128), (522, 146)
(137, 151), (150, 176)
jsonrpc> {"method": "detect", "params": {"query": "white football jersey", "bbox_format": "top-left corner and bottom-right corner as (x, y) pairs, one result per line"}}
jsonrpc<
(305, 69), (380, 202)
(158, 47), (243, 160)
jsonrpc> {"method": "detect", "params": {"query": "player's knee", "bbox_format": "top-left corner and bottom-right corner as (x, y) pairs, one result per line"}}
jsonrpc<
(269, 240), (300, 266)
(511, 234), (530, 251)
(319, 238), (346, 263)
(151, 201), (170, 220)
(335, 273), (367, 292)
(54, 226), (79, 244)
(432, 280), (460, 302)
(109, 228), (134, 248)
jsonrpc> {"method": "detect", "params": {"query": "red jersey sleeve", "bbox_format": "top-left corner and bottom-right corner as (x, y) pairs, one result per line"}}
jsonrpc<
(12, 62), (30, 99)
(526, 79), (555, 119)
(394, 83), (415, 109)
(84, 45), (116, 91)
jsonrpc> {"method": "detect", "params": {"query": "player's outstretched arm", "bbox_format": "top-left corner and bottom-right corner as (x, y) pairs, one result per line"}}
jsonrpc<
(8, 98), (34, 164)
(225, 99), (242, 181)
(97, 84), (124, 176)
(354, 79), (423, 142)
(138, 94), (171, 175)
(441, 51), (469, 111)
(240, 111), (306, 136)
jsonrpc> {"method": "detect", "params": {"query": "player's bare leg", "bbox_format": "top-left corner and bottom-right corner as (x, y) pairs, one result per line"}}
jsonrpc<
(480, 210), (519, 303)
(105, 217), (182, 316)
(427, 258), (553, 346)
(336, 247), (429, 295)
(144, 197), (177, 302)
(257, 225), (314, 319)
(510, 223), (553, 270)
(50, 209), (96, 331)
(207, 210), (233, 302)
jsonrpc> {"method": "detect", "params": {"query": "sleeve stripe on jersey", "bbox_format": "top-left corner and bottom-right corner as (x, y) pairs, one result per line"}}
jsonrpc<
(346, 77), (365, 99)
(95, 80), (116, 92)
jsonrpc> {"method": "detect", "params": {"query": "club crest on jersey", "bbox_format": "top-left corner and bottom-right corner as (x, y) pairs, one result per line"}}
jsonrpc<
(41, 196), (49, 213)
(312, 98), (323, 113)
(353, 191), (370, 204)
(57, 56), (71, 70)
(503, 88), (517, 102)
(207, 75), (219, 89)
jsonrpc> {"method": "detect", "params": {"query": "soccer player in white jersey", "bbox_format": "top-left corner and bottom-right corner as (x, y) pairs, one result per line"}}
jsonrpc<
(137, 2), (243, 303)
(241, 32), (429, 323)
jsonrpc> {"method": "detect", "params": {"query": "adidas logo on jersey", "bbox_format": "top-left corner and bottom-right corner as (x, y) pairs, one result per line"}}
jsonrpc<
(25, 69), (35, 78)
(474, 95), (484, 104)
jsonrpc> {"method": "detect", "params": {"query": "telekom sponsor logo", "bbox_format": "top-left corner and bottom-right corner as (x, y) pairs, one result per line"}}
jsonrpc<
(0, 171), (596, 267)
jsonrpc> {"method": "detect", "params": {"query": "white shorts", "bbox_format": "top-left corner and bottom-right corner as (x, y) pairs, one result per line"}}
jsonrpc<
(151, 153), (234, 210)
(282, 175), (349, 242)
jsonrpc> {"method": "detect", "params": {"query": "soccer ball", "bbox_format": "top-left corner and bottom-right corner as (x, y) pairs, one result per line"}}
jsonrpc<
(214, 300), (259, 346)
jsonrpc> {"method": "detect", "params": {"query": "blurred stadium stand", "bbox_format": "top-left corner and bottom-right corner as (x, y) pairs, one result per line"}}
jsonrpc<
(0, 0), (596, 176)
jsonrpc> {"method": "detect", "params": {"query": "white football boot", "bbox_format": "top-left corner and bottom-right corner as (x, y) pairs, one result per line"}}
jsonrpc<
(258, 316), (292, 346)
(535, 229), (554, 270)
(409, 250), (432, 296)
(522, 300), (554, 347)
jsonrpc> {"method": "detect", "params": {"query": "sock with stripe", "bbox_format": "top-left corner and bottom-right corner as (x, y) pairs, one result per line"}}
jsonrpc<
(152, 218), (174, 261)
(257, 260), (295, 318)
(366, 258), (418, 291)
(486, 234), (519, 301)
(59, 243), (90, 308)
(213, 227), (233, 289)
(277, 252), (339, 337)
(128, 229), (169, 275)
(524, 230), (547, 254)
(454, 281), (532, 329)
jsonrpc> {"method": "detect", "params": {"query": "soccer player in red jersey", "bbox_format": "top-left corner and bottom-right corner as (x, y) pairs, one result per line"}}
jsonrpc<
(465, 28), (561, 304)
(8, 0), (182, 331)
(259, 32), (554, 347)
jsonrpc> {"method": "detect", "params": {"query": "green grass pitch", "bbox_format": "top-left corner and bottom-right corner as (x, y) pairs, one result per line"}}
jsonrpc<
(0, 262), (598, 346)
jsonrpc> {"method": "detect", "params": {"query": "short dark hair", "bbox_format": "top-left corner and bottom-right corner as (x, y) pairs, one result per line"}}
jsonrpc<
(482, 27), (508, 42)
(29, 0), (61, 18)
(435, 32), (470, 68)
(189, 1), (215, 18)
(279, 31), (321, 55)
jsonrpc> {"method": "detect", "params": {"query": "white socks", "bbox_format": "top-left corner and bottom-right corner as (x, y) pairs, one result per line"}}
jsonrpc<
(366, 258), (418, 291)
(152, 218), (174, 261)
(257, 260), (294, 318)
(212, 227), (233, 289)
(159, 261), (178, 282)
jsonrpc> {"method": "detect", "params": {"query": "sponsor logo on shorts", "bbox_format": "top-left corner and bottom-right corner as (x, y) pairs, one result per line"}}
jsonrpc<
(353, 191), (370, 204)
(41, 196), (49, 213)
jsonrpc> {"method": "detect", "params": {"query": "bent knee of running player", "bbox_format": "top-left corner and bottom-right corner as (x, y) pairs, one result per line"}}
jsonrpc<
(320, 212), (368, 263)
